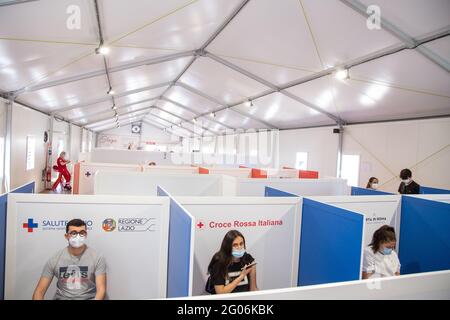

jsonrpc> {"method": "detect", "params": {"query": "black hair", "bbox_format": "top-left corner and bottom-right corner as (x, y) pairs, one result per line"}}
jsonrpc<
(366, 177), (378, 188)
(66, 219), (87, 233)
(208, 230), (246, 281)
(400, 168), (412, 180)
(369, 225), (396, 253)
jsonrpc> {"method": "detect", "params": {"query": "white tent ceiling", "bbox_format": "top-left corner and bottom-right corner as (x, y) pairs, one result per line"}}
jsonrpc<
(0, 0), (449, 137)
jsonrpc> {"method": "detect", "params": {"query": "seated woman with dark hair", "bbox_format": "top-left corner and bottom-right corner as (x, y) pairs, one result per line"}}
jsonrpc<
(362, 225), (401, 279)
(206, 230), (258, 294)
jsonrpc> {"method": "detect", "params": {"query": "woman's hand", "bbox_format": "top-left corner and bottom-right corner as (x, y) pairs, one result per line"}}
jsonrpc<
(239, 264), (254, 278)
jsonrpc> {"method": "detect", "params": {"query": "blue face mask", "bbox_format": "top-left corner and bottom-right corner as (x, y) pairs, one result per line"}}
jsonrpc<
(382, 247), (393, 255)
(232, 248), (245, 258)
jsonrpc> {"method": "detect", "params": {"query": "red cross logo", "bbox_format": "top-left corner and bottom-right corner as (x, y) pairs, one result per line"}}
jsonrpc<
(197, 221), (204, 229)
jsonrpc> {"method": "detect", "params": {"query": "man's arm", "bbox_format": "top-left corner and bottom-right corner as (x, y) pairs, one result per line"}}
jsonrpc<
(32, 276), (52, 300)
(94, 274), (106, 300)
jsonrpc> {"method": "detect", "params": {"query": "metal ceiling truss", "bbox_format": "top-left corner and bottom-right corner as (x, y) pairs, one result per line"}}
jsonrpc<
(142, 0), (252, 133)
(12, 50), (195, 95)
(204, 51), (345, 125)
(145, 112), (199, 137)
(159, 96), (234, 130)
(145, 120), (190, 140)
(53, 81), (171, 115)
(69, 96), (159, 123)
(175, 82), (278, 129)
(95, 116), (145, 133)
(141, 119), (184, 139)
(340, 0), (450, 73)
(84, 106), (153, 127)
(4, 0), (449, 137)
(88, 114), (145, 130)
(151, 105), (218, 135)
(0, 0), (39, 7)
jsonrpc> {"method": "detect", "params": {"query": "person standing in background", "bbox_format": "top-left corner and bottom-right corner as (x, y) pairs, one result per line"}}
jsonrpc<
(52, 151), (72, 191)
(398, 168), (420, 194)
(366, 177), (379, 190)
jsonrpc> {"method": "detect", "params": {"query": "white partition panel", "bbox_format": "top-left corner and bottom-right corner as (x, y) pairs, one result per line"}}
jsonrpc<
(206, 168), (252, 178)
(266, 168), (298, 178)
(142, 165), (198, 174)
(307, 195), (401, 247)
(90, 148), (176, 165)
(95, 171), (226, 196)
(77, 162), (141, 194)
(5, 194), (169, 300)
(175, 197), (302, 296)
(182, 270), (450, 300)
(78, 152), (91, 162)
(221, 175), (237, 196)
(236, 178), (349, 196)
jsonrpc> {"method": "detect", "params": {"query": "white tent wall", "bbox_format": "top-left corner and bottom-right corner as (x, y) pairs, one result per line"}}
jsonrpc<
(51, 119), (69, 180)
(0, 97), (91, 193)
(10, 102), (49, 193)
(0, 99), (7, 193)
(81, 129), (96, 153)
(88, 148), (179, 165)
(279, 126), (339, 177)
(97, 122), (181, 150)
(184, 130), (279, 167)
(190, 116), (450, 191)
(69, 124), (81, 163)
(342, 117), (450, 192)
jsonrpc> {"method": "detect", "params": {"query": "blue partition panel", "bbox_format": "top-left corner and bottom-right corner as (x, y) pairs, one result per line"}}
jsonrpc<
(157, 186), (168, 197)
(11, 181), (35, 194)
(1, 181), (35, 299)
(0, 194), (7, 300)
(298, 198), (364, 286)
(158, 186), (192, 297)
(351, 186), (393, 196)
(264, 186), (298, 197)
(420, 186), (450, 194)
(399, 196), (450, 274)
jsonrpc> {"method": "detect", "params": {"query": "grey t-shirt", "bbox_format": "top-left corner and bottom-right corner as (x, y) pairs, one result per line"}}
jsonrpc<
(41, 246), (107, 300)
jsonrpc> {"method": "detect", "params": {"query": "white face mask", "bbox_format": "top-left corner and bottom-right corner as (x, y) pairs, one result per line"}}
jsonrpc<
(68, 234), (86, 248)
(402, 178), (410, 184)
(371, 183), (379, 189)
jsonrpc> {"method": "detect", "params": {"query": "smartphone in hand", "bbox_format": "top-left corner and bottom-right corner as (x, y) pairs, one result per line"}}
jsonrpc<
(242, 262), (257, 270)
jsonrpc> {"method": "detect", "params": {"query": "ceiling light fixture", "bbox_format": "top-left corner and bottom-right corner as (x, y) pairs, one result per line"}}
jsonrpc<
(95, 45), (110, 55)
(334, 69), (349, 80)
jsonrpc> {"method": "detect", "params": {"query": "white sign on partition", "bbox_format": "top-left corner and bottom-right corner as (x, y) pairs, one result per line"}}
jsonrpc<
(5, 194), (169, 300)
(179, 198), (301, 296)
(308, 195), (401, 247)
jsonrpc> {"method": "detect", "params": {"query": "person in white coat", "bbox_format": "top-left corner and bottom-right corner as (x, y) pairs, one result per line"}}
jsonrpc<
(362, 225), (401, 279)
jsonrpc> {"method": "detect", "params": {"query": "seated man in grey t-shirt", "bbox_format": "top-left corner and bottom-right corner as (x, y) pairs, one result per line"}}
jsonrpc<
(32, 219), (107, 300)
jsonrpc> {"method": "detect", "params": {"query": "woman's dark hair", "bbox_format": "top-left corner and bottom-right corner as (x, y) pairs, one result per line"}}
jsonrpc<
(208, 230), (246, 281)
(400, 168), (412, 180)
(369, 225), (396, 253)
(66, 219), (86, 233)
(366, 177), (378, 188)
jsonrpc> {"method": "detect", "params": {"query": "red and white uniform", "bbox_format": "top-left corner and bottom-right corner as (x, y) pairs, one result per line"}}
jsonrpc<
(52, 156), (71, 190)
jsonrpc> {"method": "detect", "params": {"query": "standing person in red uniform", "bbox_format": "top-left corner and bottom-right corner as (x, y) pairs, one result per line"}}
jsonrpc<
(52, 151), (72, 191)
